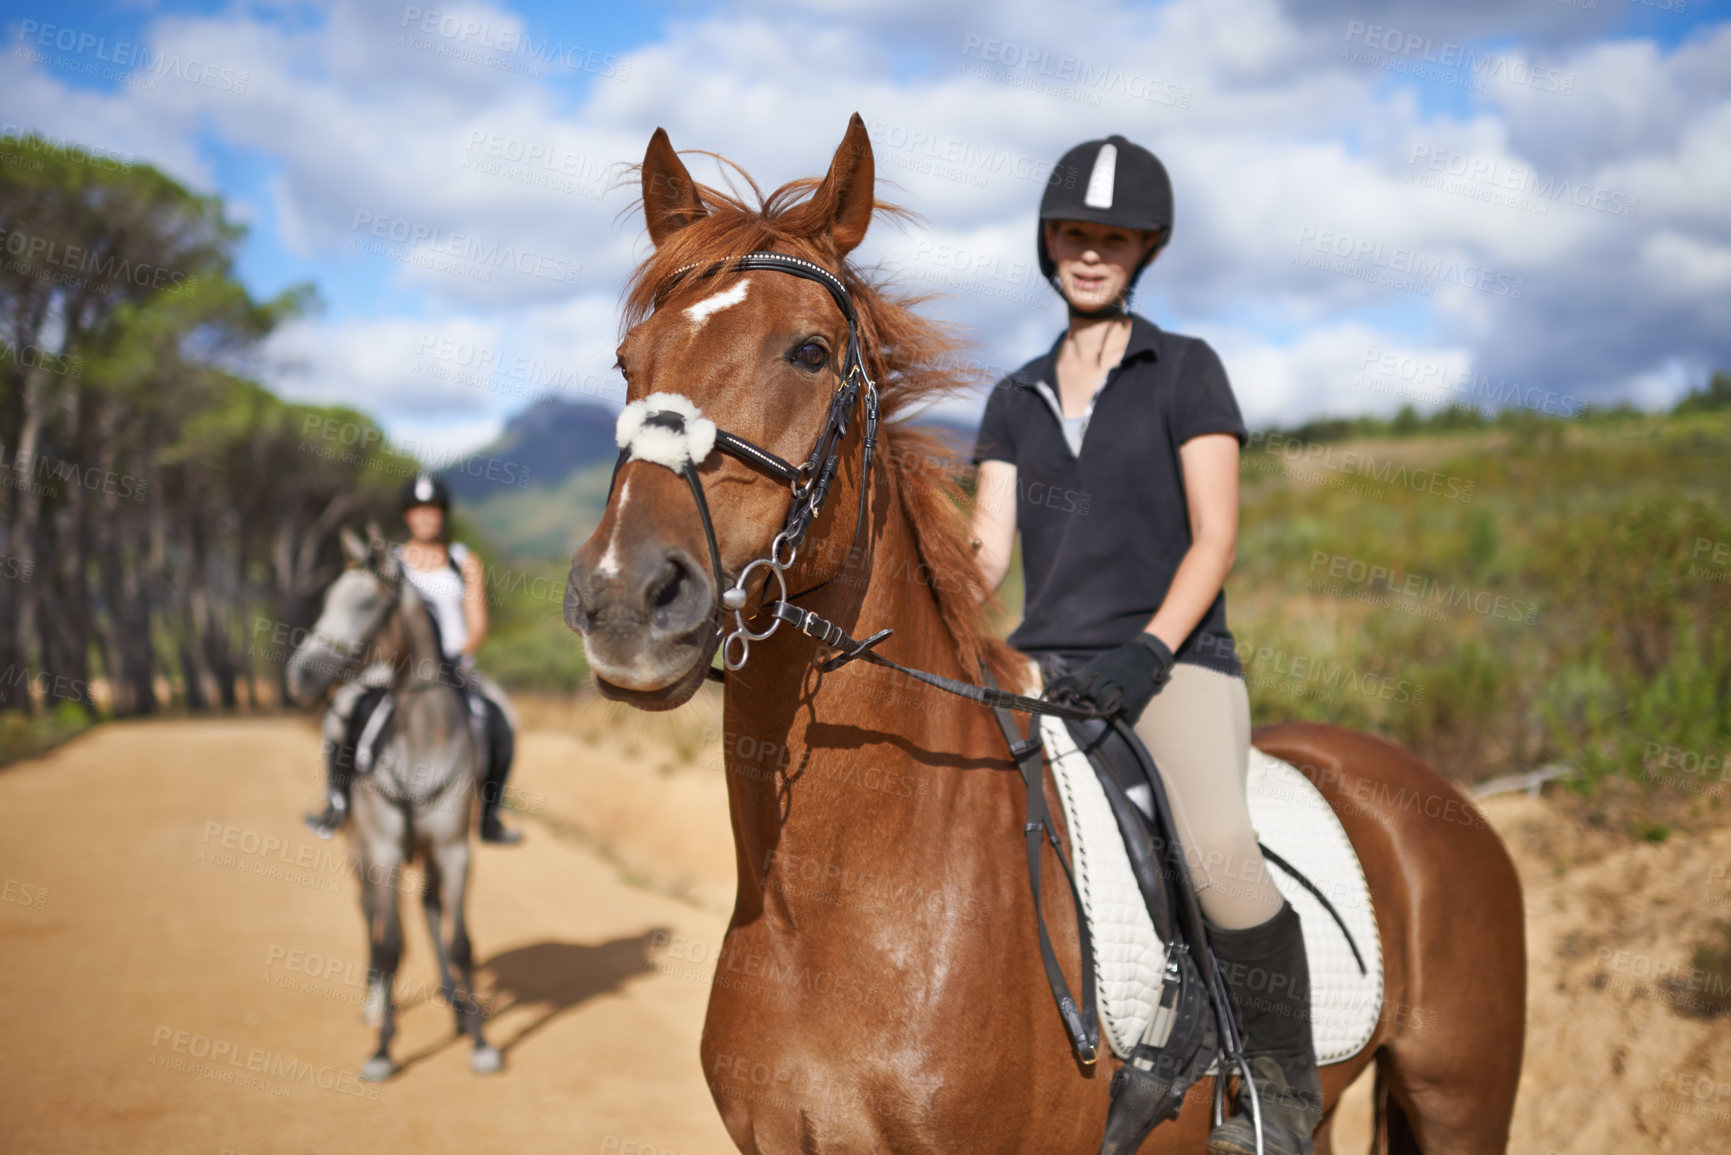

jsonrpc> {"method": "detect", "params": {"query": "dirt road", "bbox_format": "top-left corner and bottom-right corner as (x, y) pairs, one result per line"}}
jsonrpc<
(0, 716), (734, 1155)
(2, 709), (1728, 1153)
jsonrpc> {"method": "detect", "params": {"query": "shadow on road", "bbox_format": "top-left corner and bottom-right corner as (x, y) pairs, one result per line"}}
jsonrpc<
(481, 931), (668, 1054)
(387, 930), (668, 1073)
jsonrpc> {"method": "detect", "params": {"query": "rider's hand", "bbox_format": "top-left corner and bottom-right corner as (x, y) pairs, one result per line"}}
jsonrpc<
(1051, 634), (1175, 720)
(453, 652), (478, 689)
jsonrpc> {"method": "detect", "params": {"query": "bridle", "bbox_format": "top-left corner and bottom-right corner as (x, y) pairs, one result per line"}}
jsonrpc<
(309, 556), (463, 700)
(612, 251), (1113, 722)
(610, 251), (880, 672)
(304, 559), (406, 682)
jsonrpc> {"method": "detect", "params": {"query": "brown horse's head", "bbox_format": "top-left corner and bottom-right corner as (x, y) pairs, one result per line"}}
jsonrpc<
(565, 116), (879, 710)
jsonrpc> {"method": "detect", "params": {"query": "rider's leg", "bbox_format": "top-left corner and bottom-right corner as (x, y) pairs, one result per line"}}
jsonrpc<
(305, 682), (366, 838)
(469, 672), (520, 845)
(1131, 663), (1322, 1155)
(1131, 662), (1279, 926)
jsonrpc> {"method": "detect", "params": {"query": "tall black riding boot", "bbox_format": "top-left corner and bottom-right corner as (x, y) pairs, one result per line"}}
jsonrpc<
(304, 731), (356, 839)
(1206, 900), (1325, 1155)
(477, 698), (521, 846)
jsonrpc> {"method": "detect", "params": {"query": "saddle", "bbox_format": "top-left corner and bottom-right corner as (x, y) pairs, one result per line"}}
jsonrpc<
(1049, 710), (1225, 1152)
(992, 700), (1381, 1155)
(344, 684), (507, 786)
(346, 685), (394, 776)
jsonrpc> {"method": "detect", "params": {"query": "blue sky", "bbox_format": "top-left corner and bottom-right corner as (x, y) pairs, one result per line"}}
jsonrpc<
(3, 0), (1728, 459)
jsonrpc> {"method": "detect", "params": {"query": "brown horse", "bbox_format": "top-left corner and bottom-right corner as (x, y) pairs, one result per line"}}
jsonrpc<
(563, 115), (1526, 1154)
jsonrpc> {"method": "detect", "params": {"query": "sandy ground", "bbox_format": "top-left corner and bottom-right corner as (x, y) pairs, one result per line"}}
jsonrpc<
(1, 702), (1727, 1153)
(0, 714), (735, 1155)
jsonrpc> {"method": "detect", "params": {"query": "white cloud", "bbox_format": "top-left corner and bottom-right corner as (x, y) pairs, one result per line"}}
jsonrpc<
(2, 0), (1727, 456)
(1215, 323), (1475, 426)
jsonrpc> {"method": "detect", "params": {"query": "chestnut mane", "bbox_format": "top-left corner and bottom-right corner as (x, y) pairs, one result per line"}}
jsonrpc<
(623, 161), (1023, 690)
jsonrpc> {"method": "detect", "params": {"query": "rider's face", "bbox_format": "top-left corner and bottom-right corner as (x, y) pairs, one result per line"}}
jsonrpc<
(404, 504), (444, 542)
(1045, 220), (1156, 312)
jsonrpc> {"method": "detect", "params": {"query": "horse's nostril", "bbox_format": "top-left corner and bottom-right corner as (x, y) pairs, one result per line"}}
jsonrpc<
(641, 551), (709, 634)
(648, 557), (689, 613)
(564, 573), (591, 633)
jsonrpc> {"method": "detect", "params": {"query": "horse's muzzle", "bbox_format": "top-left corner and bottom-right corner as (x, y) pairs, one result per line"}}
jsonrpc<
(565, 542), (716, 699)
(284, 642), (347, 707)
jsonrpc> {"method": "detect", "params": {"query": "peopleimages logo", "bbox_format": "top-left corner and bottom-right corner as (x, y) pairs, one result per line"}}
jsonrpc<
(397, 7), (632, 79)
(13, 20), (250, 92)
(1358, 350), (1586, 420)
(1245, 431), (1477, 503)
(1407, 146), (1639, 220)
(958, 35), (1193, 108)
(0, 228), (199, 295)
(1341, 21), (1575, 95)
(0, 124), (132, 171)
(1294, 228), (1526, 300)
(868, 120), (1066, 189)
(348, 211), (582, 286)
(1307, 551), (1540, 625)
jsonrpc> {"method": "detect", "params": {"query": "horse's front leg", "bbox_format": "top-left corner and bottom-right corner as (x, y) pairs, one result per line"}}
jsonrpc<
(432, 829), (499, 1075)
(356, 821), (405, 1081)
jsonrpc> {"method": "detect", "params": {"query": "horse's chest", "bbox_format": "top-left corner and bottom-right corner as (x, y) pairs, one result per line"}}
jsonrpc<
(698, 912), (1042, 1152)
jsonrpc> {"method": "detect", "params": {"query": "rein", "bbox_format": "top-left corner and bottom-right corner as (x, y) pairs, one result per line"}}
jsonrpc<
(614, 250), (1116, 1064)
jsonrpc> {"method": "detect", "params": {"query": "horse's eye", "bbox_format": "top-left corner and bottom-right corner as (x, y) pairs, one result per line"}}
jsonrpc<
(795, 341), (828, 371)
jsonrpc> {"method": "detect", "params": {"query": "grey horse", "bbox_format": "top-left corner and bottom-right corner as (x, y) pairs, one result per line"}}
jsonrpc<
(286, 527), (502, 1080)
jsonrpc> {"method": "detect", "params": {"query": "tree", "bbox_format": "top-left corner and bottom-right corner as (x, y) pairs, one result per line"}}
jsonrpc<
(1673, 370), (1731, 415)
(0, 133), (407, 716)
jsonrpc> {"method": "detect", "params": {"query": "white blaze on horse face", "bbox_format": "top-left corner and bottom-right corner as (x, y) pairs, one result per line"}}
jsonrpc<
(596, 478), (631, 578)
(684, 278), (751, 331)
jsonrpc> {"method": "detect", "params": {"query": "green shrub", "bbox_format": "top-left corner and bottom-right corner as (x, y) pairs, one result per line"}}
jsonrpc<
(1232, 408), (1731, 796)
(0, 702), (96, 769)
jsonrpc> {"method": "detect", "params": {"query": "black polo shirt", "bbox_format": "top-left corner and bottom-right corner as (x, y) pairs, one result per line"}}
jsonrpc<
(972, 313), (1246, 677)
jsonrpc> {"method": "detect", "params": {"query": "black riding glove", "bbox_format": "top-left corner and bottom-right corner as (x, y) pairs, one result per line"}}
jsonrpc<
(1051, 634), (1176, 720)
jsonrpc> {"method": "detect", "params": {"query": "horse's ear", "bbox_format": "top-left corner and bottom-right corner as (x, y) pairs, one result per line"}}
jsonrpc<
(362, 520), (395, 576)
(340, 526), (367, 567)
(808, 113), (876, 257)
(642, 128), (706, 247)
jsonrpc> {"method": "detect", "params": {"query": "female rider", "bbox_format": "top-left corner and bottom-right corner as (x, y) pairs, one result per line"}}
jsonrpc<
(304, 472), (522, 846)
(970, 135), (1321, 1155)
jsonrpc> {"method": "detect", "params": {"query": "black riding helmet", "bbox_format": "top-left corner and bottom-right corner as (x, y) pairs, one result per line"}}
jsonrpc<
(1037, 134), (1174, 314)
(398, 471), (451, 512)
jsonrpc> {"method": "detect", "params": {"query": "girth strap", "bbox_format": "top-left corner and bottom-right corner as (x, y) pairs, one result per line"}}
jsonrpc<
(984, 666), (1100, 1067)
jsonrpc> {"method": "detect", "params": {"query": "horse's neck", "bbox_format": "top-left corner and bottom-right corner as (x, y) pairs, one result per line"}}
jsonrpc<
(723, 471), (1007, 924)
(381, 589), (471, 777)
(390, 590), (450, 692)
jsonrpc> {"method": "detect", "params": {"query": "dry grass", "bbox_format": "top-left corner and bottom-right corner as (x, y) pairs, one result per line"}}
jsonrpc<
(512, 685), (724, 765)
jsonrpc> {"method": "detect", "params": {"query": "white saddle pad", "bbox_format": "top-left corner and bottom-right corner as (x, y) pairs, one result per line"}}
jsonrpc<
(1039, 713), (1384, 1064)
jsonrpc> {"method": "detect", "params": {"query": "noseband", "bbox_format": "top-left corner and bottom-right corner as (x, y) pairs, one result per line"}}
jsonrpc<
(612, 251), (881, 671)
